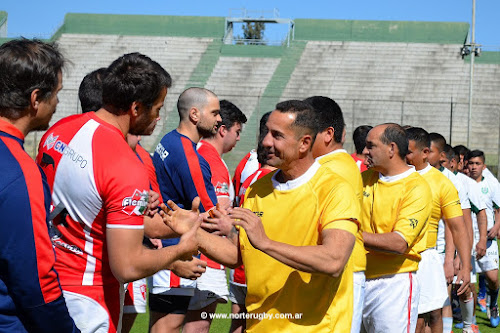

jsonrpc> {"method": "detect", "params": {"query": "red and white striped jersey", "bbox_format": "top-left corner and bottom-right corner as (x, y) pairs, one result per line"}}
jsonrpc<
(232, 150), (259, 207)
(37, 112), (150, 287)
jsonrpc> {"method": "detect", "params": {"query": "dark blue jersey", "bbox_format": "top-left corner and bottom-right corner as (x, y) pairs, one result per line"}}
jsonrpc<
(153, 130), (217, 246)
(0, 119), (78, 332)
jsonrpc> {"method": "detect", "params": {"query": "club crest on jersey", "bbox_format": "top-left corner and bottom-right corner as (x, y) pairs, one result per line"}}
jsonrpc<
(43, 133), (59, 150)
(122, 190), (148, 216)
(215, 182), (229, 195)
(481, 187), (489, 194)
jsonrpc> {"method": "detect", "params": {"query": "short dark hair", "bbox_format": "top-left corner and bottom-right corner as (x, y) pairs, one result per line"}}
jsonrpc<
(0, 38), (65, 119)
(177, 87), (217, 120)
(219, 100), (247, 129)
(443, 144), (456, 161)
(275, 100), (318, 140)
(353, 125), (373, 154)
(303, 96), (344, 143)
(102, 53), (171, 115)
(79, 67), (107, 113)
(405, 127), (430, 150)
(257, 111), (272, 165)
(465, 149), (485, 163)
(429, 132), (446, 152)
(453, 145), (470, 159)
(380, 123), (408, 159)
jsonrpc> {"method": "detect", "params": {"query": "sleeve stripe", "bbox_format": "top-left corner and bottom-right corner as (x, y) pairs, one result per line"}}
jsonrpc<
(181, 137), (215, 212)
(3, 137), (62, 303)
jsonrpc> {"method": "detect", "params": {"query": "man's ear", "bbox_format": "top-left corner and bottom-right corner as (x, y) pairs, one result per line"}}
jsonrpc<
(189, 107), (199, 122)
(299, 134), (313, 153)
(130, 101), (141, 117)
(323, 127), (334, 144)
(30, 89), (42, 114)
(388, 142), (397, 158)
(218, 124), (227, 137)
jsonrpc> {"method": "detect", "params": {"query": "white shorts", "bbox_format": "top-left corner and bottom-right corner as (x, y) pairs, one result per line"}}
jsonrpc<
(188, 267), (229, 310)
(123, 278), (147, 314)
(229, 282), (247, 305)
(475, 239), (499, 273)
(352, 271), (366, 333)
(63, 290), (112, 333)
(361, 272), (420, 333)
(416, 249), (448, 314)
(148, 269), (196, 296)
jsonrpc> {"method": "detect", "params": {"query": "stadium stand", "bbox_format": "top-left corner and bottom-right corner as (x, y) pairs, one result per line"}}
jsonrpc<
(2, 13), (500, 173)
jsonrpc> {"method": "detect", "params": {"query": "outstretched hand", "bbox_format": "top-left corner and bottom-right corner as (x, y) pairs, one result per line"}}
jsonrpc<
(228, 207), (270, 250)
(202, 207), (234, 236)
(160, 197), (201, 235)
(177, 209), (202, 260)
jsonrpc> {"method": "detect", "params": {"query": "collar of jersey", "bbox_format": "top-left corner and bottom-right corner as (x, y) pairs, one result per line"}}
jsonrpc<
(379, 166), (416, 183)
(272, 161), (321, 191)
(0, 118), (24, 141)
(87, 111), (125, 138)
(417, 163), (432, 175)
(314, 148), (347, 162)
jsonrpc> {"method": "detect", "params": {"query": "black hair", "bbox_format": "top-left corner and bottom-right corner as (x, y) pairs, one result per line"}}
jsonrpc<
(405, 127), (430, 150)
(78, 67), (107, 113)
(429, 132), (446, 152)
(0, 38), (65, 119)
(275, 100), (318, 140)
(380, 123), (408, 159)
(303, 96), (344, 143)
(256, 111), (272, 165)
(353, 125), (373, 154)
(102, 52), (171, 115)
(465, 149), (485, 163)
(453, 145), (470, 159)
(443, 144), (456, 161)
(219, 100), (247, 129)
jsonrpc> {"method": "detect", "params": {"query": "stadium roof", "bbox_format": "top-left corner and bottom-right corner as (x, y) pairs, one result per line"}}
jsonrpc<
(51, 13), (471, 45)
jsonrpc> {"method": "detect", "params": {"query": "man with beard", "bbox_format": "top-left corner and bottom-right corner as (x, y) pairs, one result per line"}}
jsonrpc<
(36, 53), (200, 333)
(150, 87), (221, 333)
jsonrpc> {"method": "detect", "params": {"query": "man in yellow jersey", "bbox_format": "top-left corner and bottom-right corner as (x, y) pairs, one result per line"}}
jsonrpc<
(360, 123), (432, 333)
(162, 100), (360, 332)
(405, 127), (471, 333)
(304, 95), (365, 333)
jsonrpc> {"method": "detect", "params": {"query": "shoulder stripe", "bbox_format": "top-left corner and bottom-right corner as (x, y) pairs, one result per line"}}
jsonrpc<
(180, 137), (215, 212)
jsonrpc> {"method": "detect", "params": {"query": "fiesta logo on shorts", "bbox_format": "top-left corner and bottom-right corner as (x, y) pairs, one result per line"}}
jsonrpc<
(122, 189), (148, 216)
(215, 182), (229, 195)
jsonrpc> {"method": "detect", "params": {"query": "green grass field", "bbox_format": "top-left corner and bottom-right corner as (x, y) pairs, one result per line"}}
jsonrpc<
(131, 270), (500, 332)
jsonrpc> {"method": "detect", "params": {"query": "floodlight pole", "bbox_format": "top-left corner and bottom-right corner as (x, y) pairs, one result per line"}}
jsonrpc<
(467, 0), (476, 148)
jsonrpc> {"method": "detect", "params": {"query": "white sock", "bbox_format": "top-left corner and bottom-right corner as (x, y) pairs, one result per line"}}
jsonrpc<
(460, 292), (474, 329)
(442, 316), (453, 332)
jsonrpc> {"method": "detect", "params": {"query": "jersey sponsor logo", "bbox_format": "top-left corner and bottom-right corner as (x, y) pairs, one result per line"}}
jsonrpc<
(253, 211), (264, 217)
(215, 182), (229, 195)
(155, 143), (169, 161)
(43, 133), (59, 149)
(409, 218), (418, 229)
(63, 146), (88, 168)
(363, 191), (370, 197)
(52, 237), (84, 255)
(122, 189), (148, 216)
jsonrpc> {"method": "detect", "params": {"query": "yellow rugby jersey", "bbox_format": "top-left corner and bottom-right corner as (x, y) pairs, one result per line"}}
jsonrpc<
(361, 168), (432, 279)
(416, 165), (462, 251)
(241, 163), (360, 332)
(317, 149), (366, 272)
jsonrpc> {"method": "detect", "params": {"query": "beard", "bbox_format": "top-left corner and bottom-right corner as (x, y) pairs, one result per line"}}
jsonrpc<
(197, 121), (217, 138)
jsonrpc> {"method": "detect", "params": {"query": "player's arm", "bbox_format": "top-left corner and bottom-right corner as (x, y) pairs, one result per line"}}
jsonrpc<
(362, 231), (408, 254)
(143, 213), (179, 239)
(0, 176), (79, 332)
(488, 207), (500, 238)
(365, 183), (431, 254)
(443, 223), (456, 283)
(107, 216), (200, 283)
(161, 198), (241, 268)
(476, 209), (488, 258)
(229, 207), (357, 277)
